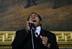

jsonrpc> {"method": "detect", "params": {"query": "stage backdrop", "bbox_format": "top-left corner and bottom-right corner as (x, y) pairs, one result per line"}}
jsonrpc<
(0, 0), (72, 31)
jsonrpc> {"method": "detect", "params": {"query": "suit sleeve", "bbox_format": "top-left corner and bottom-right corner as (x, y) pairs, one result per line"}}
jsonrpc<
(11, 31), (24, 49)
(49, 34), (59, 49)
(11, 30), (29, 49)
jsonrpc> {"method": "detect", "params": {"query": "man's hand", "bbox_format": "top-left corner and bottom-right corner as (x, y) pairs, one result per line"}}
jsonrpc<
(26, 21), (33, 30)
(40, 36), (49, 46)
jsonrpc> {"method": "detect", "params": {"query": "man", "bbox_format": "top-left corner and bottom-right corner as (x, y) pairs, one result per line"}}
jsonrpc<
(24, 0), (37, 8)
(12, 12), (59, 49)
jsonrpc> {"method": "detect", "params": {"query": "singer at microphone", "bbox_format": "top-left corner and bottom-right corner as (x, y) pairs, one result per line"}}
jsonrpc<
(12, 12), (59, 49)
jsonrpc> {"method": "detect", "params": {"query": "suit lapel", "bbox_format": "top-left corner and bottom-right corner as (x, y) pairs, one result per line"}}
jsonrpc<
(40, 28), (49, 37)
(39, 28), (44, 36)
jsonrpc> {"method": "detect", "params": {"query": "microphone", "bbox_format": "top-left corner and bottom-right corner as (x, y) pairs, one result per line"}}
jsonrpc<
(28, 19), (36, 29)
(29, 23), (34, 28)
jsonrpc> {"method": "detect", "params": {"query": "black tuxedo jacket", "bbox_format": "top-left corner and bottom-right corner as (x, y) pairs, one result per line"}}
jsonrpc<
(12, 29), (59, 49)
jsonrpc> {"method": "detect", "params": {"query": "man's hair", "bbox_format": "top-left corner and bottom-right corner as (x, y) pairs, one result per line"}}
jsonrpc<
(27, 12), (42, 21)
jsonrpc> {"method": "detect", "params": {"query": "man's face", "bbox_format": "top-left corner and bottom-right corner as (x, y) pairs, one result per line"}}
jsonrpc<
(28, 13), (41, 27)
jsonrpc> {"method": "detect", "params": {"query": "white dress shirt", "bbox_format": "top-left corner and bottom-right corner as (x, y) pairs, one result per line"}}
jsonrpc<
(35, 26), (41, 37)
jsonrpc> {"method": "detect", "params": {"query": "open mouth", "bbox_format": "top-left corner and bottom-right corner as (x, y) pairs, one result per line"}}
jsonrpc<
(33, 19), (36, 22)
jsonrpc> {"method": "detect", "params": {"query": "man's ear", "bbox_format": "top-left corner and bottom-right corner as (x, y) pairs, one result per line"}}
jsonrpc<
(40, 21), (41, 24)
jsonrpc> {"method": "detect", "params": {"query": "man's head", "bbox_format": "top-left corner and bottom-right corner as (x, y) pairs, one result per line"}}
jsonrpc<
(27, 12), (42, 27)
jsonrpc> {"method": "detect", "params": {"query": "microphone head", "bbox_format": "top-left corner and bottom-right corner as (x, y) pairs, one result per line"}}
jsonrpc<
(29, 23), (35, 29)
(29, 23), (33, 27)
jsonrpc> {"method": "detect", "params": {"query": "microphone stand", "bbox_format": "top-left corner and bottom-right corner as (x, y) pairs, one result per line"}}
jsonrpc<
(31, 28), (35, 49)
(29, 21), (36, 49)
